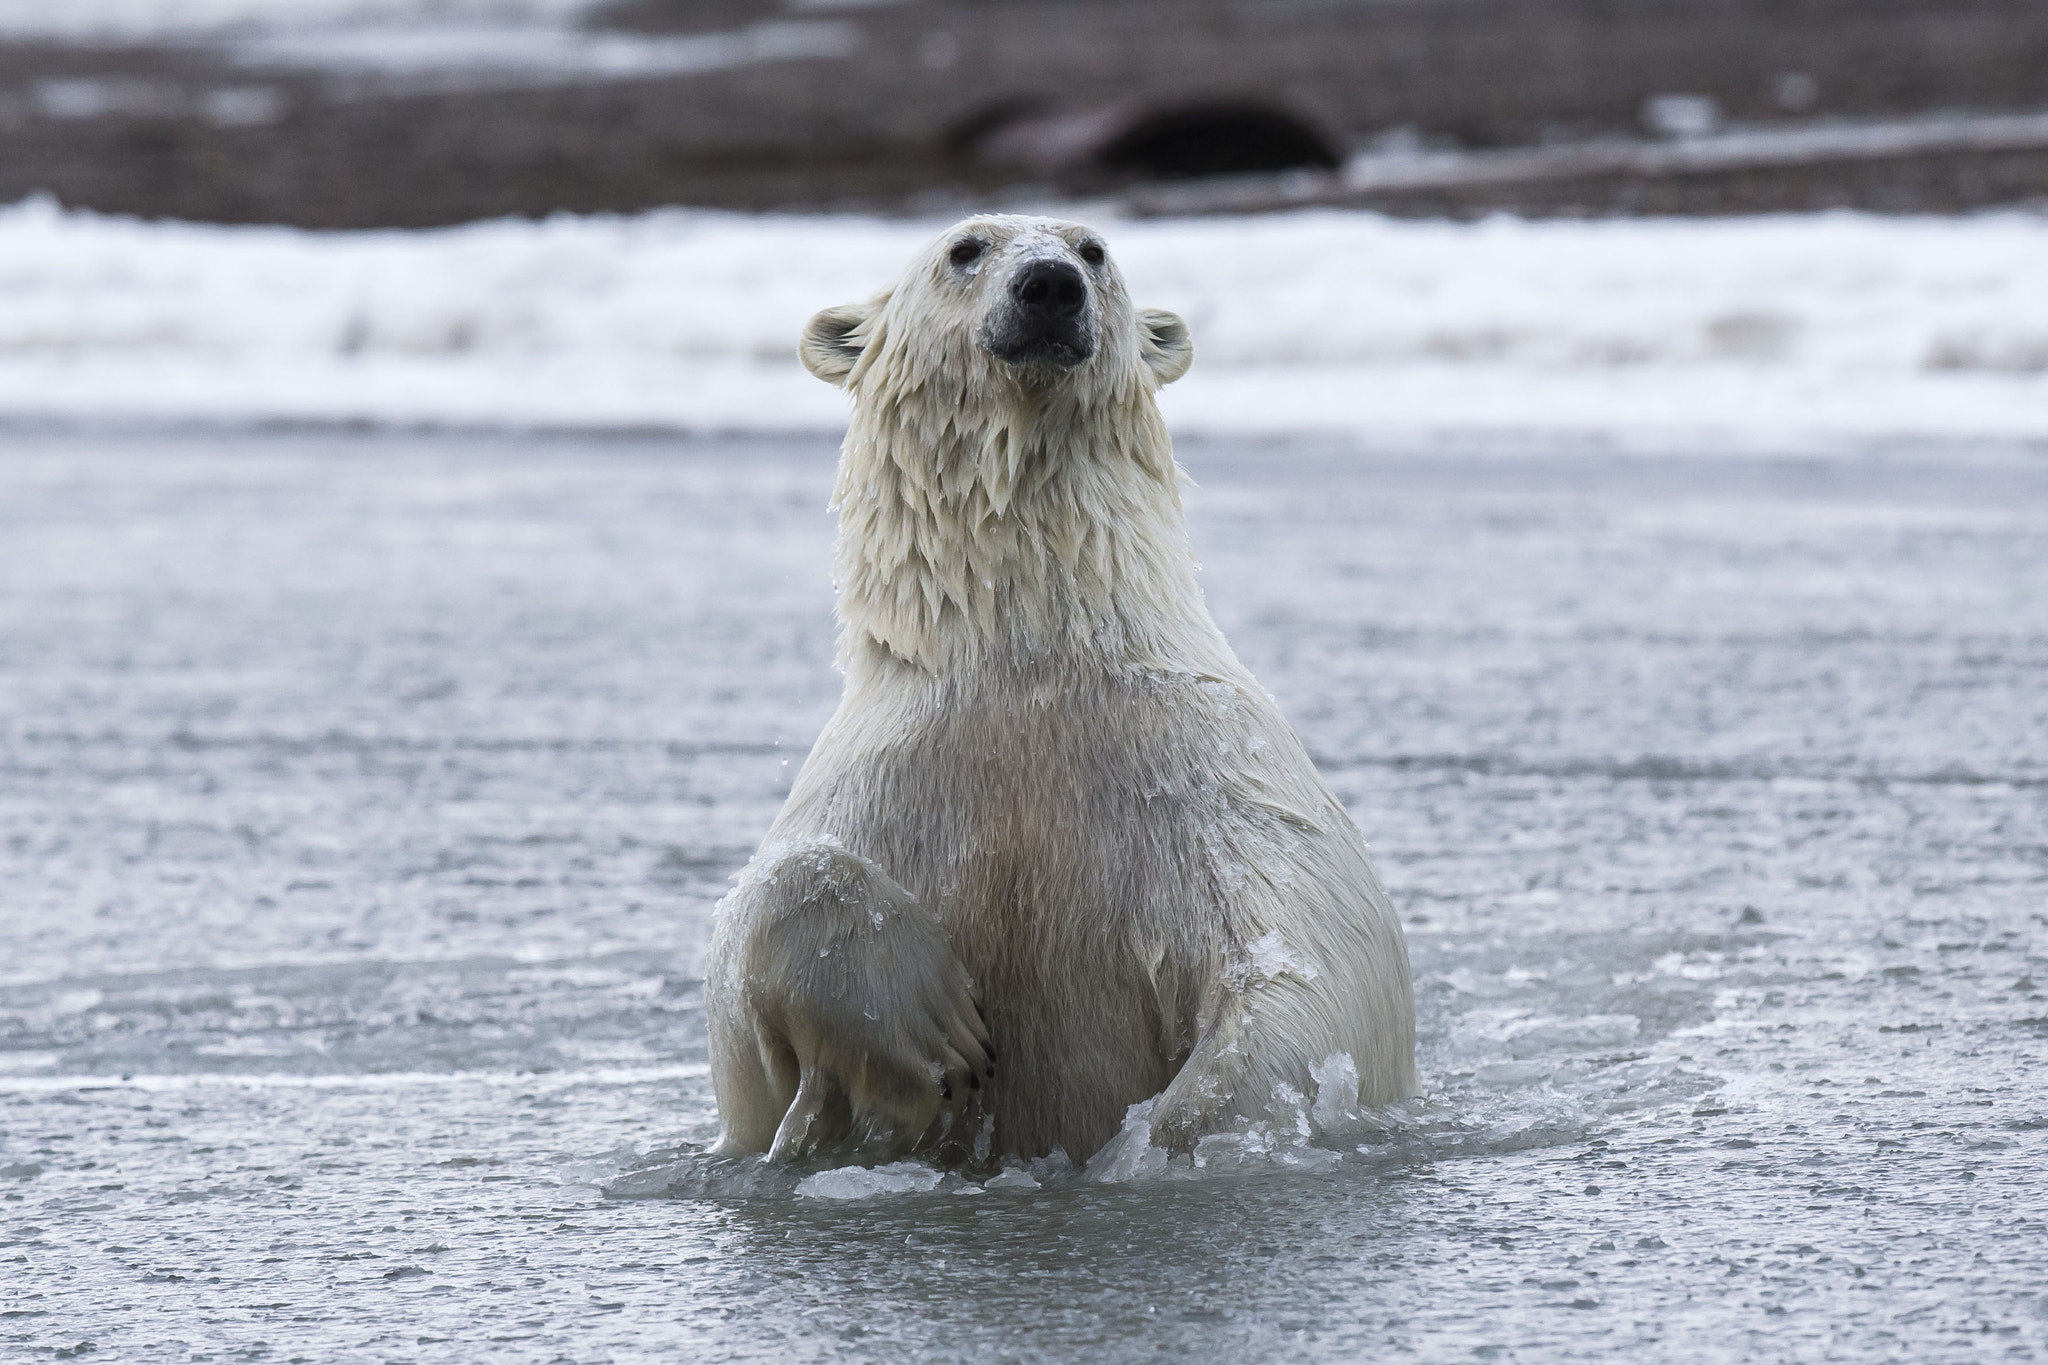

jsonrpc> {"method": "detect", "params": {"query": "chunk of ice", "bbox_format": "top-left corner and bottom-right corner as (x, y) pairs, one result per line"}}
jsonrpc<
(794, 1161), (943, 1200)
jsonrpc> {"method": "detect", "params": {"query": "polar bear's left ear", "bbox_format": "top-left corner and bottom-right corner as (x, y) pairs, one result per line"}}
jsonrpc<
(800, 298), (881, 386)
(1138, 309), (1193, 387)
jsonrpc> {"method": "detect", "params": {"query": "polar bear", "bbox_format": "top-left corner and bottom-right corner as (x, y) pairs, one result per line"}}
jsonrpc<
(706, 214), (1414, 1165)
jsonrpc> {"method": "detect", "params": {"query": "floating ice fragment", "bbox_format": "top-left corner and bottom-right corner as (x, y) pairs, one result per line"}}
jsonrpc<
(981, 1166), (1040, 1191)
(795, 1161), (944, 1200)
(1279, 1145), (1342, 1173)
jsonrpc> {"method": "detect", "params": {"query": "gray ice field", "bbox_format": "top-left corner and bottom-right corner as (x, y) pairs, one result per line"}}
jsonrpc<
(2, 427), (2045, 1362)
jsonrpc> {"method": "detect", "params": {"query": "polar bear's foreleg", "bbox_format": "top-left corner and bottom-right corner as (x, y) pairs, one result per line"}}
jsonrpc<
(705, 840), (992, 1160)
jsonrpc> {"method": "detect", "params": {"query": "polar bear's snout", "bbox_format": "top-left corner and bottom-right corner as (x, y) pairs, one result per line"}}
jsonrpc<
(983, 253), (1098, 369)
(1012, 259), (1086, 319)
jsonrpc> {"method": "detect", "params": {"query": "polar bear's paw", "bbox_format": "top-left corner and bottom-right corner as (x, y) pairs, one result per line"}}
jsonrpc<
(707, 840), (993, 1161)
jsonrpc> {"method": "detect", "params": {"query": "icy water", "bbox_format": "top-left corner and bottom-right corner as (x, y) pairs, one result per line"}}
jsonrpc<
(2, 428), (2045, 1363)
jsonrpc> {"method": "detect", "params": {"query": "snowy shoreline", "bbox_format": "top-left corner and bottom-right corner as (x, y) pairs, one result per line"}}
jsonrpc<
(5, 196), (2047, 449)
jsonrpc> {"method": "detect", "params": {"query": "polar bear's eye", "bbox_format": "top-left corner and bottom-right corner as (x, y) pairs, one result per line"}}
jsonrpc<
(1078, 242), (1105, 267)
(948, 239), (984, 268)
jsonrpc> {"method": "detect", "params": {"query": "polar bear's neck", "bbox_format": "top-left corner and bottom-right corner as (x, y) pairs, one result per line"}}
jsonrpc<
(831, 388), (1217, 673)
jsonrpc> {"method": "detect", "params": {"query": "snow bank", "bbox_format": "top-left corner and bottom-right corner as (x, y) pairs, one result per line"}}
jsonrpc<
(0, 0), (590, 42)
(4, 195), (2046, 448)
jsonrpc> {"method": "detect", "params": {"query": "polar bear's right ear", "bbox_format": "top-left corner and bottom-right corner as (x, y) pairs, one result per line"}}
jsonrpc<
(1138, 308), (1193, 386)
(800, 299), (881, 386)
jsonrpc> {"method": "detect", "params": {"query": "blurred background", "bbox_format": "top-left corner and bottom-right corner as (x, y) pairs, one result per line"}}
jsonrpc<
(6, 0), (2048, 224)
(4, 7), (2047, 1364)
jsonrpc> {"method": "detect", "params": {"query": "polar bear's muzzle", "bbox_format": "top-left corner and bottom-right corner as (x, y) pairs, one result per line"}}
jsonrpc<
(982, 258), (1097, 370)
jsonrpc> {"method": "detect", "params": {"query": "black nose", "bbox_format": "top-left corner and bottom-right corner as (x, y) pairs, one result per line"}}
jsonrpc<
(1011, 260), (1087, 321)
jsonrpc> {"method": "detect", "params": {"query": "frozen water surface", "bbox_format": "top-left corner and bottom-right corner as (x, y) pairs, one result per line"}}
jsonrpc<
(2, 428), (2046, 1362)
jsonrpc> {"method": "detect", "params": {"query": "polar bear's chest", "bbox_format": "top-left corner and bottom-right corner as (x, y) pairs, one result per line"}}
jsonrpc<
(800, 668), (1287, 969)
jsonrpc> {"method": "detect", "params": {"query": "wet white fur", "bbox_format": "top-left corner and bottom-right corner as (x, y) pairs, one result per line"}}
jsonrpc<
(707, 214), (1415, 1163)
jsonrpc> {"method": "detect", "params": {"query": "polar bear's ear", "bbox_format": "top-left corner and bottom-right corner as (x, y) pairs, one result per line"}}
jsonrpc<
(800, 299), (880, 386)
(1138, 308), (1193, 387)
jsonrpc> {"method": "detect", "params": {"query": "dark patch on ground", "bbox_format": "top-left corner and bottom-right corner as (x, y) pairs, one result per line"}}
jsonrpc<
(2, 0), (2047, 225)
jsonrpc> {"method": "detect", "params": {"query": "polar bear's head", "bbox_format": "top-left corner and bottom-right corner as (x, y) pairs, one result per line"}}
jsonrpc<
(808, 217), (1203, 669)
(800, 215), (1193, 400)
